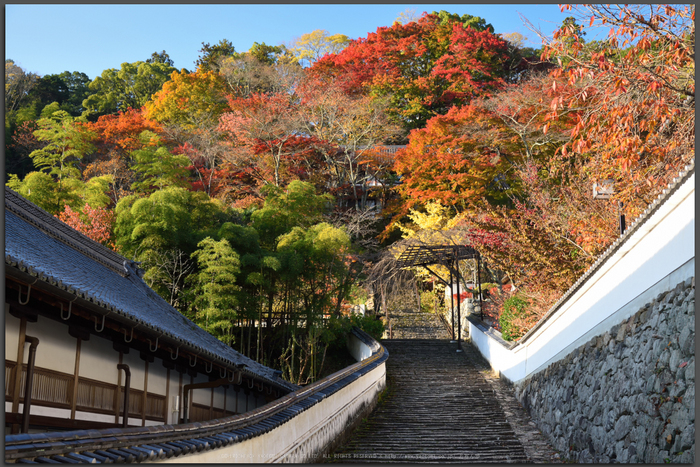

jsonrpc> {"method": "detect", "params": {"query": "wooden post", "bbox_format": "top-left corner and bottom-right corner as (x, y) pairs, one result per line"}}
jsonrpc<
(11, 317), (27, 434)
(164, 367), (170, 423)
(142, 361), (149, 426)
(70, 338), (81, 419)
(21, 336), (40, 433)
(115, 352), (123, 424)
(117, 364), (130, 428)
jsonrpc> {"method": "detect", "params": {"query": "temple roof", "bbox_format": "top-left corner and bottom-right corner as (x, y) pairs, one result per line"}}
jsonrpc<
(4, 187), (295, 392)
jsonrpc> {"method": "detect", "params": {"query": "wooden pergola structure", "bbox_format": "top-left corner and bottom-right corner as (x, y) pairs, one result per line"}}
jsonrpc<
(396, 244), (483, 352)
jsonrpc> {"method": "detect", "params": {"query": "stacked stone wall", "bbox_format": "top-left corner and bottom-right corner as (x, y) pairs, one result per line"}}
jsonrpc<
(514, 278), (695, 463)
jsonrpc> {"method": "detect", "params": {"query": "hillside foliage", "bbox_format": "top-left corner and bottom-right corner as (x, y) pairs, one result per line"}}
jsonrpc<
(5, 6), (693, 366)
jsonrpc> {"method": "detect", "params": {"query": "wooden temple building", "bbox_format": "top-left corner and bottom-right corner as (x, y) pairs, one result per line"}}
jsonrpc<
(4, 187), (295, 436)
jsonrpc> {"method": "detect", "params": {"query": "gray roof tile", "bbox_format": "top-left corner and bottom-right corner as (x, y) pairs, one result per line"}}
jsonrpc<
(4, 187), (295, 391)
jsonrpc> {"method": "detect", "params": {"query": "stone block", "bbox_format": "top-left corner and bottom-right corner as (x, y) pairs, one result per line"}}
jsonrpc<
(685, 359), (695, 383)
(659, 400), (675, 421)
(679, 327), (693, 357)
(679, 450), (694, 464)
(669, 378), (687, 399)
(614, 415), (633, 440)
(657, 449), (671, 463)
(669, 348), (682, 373)
(682, 385), (694, 417)
(616, 324), (626, 342)
(659, 347), (671, 367)
(577, 448), (592, 463)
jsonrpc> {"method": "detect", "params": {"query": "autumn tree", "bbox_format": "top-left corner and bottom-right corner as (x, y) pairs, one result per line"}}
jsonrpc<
(58, 202), (116, 248)
(531, 4), (694, 214)
(5, 60), (39, 113)
(310, 11), (511, 133)
(297, 76), (401, 208)
(218, 45), (302, 99)
(144, 69), (229, 128)
(83, 108), (163, 201)
(219, 91), (303, 187)
(288, 30), (350, 67)
(6, 120), (43, 179)
(394, 103), (516, 214)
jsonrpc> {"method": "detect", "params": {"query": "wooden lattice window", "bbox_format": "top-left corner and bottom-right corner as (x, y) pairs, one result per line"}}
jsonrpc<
(76, 378), (117, 414)
(5, 360), (16, 400)
(145, 393), (166, 421)
(17, 366), (72, 409)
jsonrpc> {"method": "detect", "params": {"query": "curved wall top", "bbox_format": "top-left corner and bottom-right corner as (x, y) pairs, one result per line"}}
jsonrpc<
(468, 162), (695, 384)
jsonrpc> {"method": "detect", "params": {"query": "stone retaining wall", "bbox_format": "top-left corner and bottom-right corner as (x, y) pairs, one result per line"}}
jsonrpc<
(513, 278), (695, 463)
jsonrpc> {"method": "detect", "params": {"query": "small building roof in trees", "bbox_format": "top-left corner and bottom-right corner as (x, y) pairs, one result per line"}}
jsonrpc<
(4, 187), (294, 391)
(396, 244), (480, 268)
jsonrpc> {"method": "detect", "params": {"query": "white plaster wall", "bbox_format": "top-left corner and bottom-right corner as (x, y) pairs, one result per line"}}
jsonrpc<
(5, 304), (20, 361)
(79, 334), (120, 385)
(24, 316), (76, 374)
(155, 363), (386, 464)
(15, 404), (71, 420)
(147, 359), (168, 396)
(347, 337), (372, 361)
(191, 373), (211, 405)
(468, 171), (695, 384)
(120, 350), (146, 391)
(213, 385), (225, 409)
(74, 410), (118, 424)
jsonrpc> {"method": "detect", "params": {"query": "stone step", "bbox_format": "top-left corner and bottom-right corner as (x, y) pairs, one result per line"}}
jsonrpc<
(326, 339), (531, 463)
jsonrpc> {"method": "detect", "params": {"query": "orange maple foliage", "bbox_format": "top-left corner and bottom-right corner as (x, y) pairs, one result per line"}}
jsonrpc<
(541, 4), (694, 210)
(58, 203), (116, 249)
(394, 103), (515, 213)
(84, 108), (162, 158)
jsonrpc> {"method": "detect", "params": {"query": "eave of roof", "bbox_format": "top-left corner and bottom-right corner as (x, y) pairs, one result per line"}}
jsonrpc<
(4, 187), (296, 392)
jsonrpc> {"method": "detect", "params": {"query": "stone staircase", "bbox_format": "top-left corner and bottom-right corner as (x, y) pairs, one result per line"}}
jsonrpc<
(326, 308), (561, 463)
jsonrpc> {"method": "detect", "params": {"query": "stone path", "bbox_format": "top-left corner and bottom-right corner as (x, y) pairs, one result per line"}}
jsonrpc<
(383, 307), (450, 340)
(326, 308), (561, 463)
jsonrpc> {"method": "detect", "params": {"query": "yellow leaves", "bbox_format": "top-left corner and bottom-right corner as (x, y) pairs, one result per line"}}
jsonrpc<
(144, 70), (227, 128)
(289, 29), (350, 64)
(396, 201), (462, 245)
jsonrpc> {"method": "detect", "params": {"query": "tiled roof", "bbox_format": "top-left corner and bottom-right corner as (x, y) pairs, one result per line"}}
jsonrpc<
(4, 187), (295, 391)
(4, 328), (388, 463)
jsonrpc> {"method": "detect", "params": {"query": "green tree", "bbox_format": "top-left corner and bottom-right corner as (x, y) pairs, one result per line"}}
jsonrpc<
(251, 181), (333, 249)
(29, 109), (94, 179)
(57, 71), (92, 116)
(147, 50), (175, 67)
(130, 131), (191, 194)
(189, 237), (241, 344)
(196, 39), (236, 72)
(6, 109), (97, 214)
(114, 187), (232, 307)
(82, 61), (176, 119)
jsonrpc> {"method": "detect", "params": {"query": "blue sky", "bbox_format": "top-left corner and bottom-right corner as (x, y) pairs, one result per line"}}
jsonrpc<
(6, 4), (574, 79)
